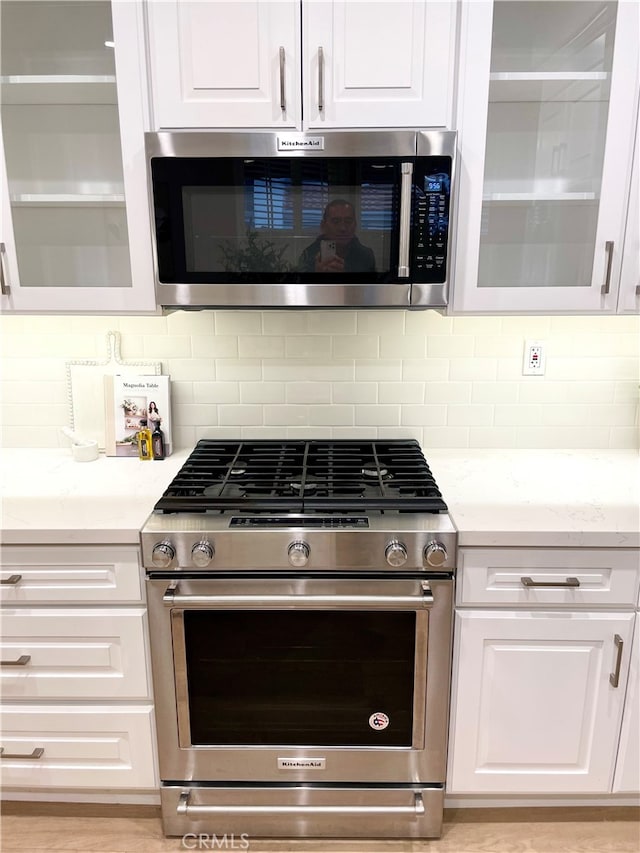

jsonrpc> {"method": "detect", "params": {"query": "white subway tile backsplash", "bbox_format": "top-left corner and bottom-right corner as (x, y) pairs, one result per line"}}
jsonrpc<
(238, 336), (285, 359)
(332, 382), (377, 404)
(242, 382), (286, 404)
(191, 335), (238, 358)
(333, 335), (379, 359)
(0, 312), (637, 450)
(285, 336), (331, 359)
(263, 405), (309, 426)
(214, 311), (262, 335)
(402, 359), (449, 381)
(309, 405), (354, 426)
(401, 405), (447, 426)
(286, 383), (331, 405)
(447, 404), (494, 426)
(378, 382), (425, 404)
(194, 381), (240, 404)
(379, 336), (425, 359)
(355, 360), (402, 381)
(354, 405), (400, 427)
(427, 335), (474, 358)
(426, 382), (472, 404)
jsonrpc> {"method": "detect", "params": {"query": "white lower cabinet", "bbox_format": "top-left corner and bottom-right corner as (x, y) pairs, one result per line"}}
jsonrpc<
(613, 616), (640, 793)
(448, 547), (640, 796)
(0, 545), (157, 794)
(0, 705), (156, 789)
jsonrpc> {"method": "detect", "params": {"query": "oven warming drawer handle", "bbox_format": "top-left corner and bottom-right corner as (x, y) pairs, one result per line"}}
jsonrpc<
(177, 790), (425, 817)
(163, 585), (434, 609)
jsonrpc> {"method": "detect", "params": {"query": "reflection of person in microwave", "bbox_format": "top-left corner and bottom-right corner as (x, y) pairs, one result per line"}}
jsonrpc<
(297, 200), (376, 273)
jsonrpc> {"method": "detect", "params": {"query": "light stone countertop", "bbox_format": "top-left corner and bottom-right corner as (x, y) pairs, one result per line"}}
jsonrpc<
(0, 447), (638, 548)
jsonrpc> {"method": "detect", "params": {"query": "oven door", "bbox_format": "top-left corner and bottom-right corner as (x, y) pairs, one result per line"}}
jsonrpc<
(146, 575), (453, 784)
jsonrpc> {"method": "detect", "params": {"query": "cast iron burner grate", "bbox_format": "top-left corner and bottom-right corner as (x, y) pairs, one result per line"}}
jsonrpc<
(154, 439), (447, 515)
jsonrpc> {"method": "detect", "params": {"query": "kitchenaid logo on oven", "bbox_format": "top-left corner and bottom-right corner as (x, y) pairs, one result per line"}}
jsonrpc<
(277, 134), (325, 150)
(278, 757), (326, 769)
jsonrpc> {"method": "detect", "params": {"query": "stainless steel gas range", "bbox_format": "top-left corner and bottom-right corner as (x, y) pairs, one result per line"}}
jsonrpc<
(141, 439), (456, 839)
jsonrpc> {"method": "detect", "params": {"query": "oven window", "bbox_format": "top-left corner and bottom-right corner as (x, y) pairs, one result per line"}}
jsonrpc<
(183, 610), (416, 747)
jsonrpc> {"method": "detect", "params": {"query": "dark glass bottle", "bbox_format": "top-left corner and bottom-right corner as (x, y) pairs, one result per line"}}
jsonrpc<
(151, 421), (165, 460)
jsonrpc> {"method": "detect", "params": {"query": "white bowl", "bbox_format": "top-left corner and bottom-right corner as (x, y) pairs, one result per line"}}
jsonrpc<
(71, 441), (99, 462)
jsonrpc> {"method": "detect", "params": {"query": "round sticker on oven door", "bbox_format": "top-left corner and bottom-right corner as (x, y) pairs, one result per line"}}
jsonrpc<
(369, 712), (390, 731)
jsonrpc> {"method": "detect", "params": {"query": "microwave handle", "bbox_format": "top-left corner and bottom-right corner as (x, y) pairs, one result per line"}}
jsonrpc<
(397, 162), (413, 278)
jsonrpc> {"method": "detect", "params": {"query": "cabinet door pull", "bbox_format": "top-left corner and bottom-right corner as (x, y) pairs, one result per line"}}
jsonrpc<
(0, 242), (10, 296)
(318, 46), (324, 112)
(279, 46), (286, 112)
(520, 576), (580, 588)
(601, 240), (614, 294)
(0, 747), (44, 760)
(0, 655), (31, 666)
(609, 634), (624, 687)
(1, 575), (22, 585)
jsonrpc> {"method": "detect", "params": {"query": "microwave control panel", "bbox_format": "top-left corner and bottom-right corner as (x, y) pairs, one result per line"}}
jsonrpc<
(412, 159), (452, 283)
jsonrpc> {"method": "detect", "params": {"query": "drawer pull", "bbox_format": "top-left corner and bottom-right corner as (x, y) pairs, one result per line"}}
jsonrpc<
(0, 747), (44, 760)
(177, 789), (424, 816)
(610, 634), (624, 688)
(0, 655), (31, 666)
(521, 576), (580, 589)
(1, 575), (22, 585)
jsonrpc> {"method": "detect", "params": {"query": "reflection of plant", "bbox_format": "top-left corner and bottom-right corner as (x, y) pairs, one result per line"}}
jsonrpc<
(219, 228), (292, 274)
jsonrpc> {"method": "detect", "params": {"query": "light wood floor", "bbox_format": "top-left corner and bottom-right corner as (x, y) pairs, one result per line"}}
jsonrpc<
(1, 803), (639, 853)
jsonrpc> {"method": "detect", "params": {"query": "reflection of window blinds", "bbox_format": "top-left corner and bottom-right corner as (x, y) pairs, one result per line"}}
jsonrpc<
(244, 161), (293, 230)
(245, 161), (397, 232)
(361, 183), (394, 231)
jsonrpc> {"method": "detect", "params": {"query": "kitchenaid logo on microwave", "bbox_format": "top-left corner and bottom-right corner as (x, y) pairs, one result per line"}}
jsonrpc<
(277, 134), (325, 151)
(278, 758), (326, 770)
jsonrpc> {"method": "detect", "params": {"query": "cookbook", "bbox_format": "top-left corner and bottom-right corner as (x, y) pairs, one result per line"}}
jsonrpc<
(104, 374), (172, 457)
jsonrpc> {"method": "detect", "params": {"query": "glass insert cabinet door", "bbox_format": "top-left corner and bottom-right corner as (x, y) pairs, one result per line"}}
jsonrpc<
(454, 0), (639, 312)
(0, 1), (154, 311)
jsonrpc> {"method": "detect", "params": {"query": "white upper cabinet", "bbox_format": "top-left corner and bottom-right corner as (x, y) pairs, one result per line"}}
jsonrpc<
(618, 111), (639, 314)
(452, 1), (640, 313)
(0, 0), (155, 312)
(145, 1), (456, 130)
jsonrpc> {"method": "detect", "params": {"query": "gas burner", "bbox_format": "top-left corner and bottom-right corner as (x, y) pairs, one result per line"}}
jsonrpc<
(227, 461), (248, 476)
(290, 481), (318, 495)
(362, 466), (392, 481)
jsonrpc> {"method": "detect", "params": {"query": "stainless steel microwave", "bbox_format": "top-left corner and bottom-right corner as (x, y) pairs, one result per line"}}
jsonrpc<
(145, 130), (457, 309)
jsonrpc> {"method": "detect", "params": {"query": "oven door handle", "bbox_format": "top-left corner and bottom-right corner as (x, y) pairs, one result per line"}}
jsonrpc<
(177, 789), (425, 816)
(163, 582), (434, 609)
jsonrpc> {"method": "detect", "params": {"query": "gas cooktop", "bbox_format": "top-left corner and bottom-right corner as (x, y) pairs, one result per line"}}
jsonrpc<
(153, 439), (448, 515)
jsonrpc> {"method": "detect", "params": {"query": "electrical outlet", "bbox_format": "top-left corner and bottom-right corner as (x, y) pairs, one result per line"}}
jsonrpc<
(523, 340), (546, 375)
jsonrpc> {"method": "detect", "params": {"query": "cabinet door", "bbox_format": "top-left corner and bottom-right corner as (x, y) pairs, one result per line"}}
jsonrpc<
(453, 0), (639, 313)
(617, 110), (639, 313)
(147, 0), (301, 129)
(0, 0), (155, 312)
(303, 0), (455, 128)
(613, 615), (639, 793)
(448, 610), (634, 794)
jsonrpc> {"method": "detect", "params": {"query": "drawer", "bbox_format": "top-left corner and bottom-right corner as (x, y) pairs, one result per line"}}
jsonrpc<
(0, 704), (157, 789)
(0, 608), (150, 699)
(457, 548), (640, 607)
(0, 546), (142, 604)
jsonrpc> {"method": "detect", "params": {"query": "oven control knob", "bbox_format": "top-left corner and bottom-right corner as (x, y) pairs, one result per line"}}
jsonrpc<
(424, 541), (448, 567)
(288, 541), (310, 568)
(151, 542), (175, 569)
(191, 541), (214, 568)
(385, 540), (408, 567)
